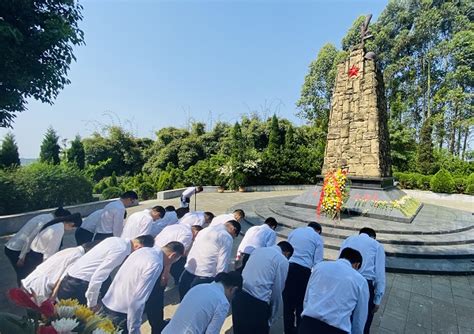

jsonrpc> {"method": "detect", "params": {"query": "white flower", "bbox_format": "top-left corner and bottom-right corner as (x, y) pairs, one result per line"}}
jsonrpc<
(91, 329), (108, 334)
(52, 318), (79, 333)
(55, 306), (76, 318)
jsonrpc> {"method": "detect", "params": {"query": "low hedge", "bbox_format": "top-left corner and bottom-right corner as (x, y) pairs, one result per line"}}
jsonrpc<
(394, 171), (472, 194)
(430, 169), (455, 193)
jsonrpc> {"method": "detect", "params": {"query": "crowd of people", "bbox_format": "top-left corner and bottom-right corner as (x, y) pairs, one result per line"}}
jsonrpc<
(4, 187), (386, 334)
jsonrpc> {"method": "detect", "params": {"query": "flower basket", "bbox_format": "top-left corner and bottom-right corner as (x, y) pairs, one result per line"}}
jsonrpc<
(317, 168), (350, 220)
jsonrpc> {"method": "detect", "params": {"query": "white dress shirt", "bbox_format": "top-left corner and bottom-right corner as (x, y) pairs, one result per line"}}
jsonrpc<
(185, 224), (233, 277)
(179, 211), (206, 227)
(151, 210), (178, 236)
(302, 259), (369, 334)
(181, 187), (196, 200)
(242, 245), (289, 325)
(22, 246), (85, 301)
(162, 282), (229, 334)
(6, 213), (54, 259)
(340, 233), (386, 305)
(237, 224), (276, 256)
(95, 200), (126, 236)
(67, 237), (131, 307)
(121, 210), (154, 239)
(154, 223), (193, 252)
(30, 223), (64, 260)
(288, 226), (324, 269)
(102, 247), (163, 334)
(80, 209), (103, 233)
(209, 213), (234, 227)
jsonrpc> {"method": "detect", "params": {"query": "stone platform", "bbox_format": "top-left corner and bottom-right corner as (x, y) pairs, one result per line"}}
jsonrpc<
(232, 196), (474, 275)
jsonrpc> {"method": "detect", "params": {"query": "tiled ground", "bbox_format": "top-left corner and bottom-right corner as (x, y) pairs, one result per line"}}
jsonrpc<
(1, 190), (473, 333)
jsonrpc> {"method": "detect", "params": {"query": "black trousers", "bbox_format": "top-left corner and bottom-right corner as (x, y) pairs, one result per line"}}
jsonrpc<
(23, 250), (44, 279)
(94, 232), (113, 241)
(103, 304), (128, 334)
(145, 276), (165, 334)
(236, 253), (251, 274)
(364, 280), (375, 334)
(298, 316), (348, 334)
(232, 290), (271, 334)
(170, 256), (186, 286)
(57, 274), (89, 306)
(283, 262), (312, 334)
(4, 247), (23, 286)
(178, 270), (214, 300)
(75, 228), (94, 245)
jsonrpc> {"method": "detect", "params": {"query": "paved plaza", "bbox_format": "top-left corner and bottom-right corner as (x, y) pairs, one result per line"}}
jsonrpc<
(1, 190), (473, 333)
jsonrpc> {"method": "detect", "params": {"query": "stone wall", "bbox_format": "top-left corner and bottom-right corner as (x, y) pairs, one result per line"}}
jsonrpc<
(322, 48), (391, 177)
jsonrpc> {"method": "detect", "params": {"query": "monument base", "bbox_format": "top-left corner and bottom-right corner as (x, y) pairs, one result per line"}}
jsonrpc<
(316, 175), (395, 190)
(286, 183), (423, 223)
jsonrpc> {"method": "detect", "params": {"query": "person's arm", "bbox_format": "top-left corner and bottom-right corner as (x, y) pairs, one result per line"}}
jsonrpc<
(267, 231), (277, 247)
(85, 250), (128, 307)
(312, 237), (324, 267)
(215, 237), (232, 274)
(127, 265), (162, 334)
(373, 244), (386, 306)
(269, 259), (289, 325)
(112, 208), (125, 237)
(205, 301), (229, 334)
(41, 227), (64, 260)
(351, 280), (369, 334)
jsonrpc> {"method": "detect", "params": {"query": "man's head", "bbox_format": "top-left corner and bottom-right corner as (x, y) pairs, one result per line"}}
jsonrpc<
(120, 191), (139, 207)
(191, 225), (203, 240)
(308, 222), (322, 235)
(225, 220), (241, 238)
(359, 227), (376, 239)
(215, 271), (243, 302)
(131, 235), (155, 251)
(165, 205), (175, 212)
(204, 212), (215, 225)
(54, 207), (71, 218)
(339, 247), (363, 270)
(63, 212), (82, 231)
(233, 209), (245, 222)
(196, 186), (204, 193)
(264, 217), (278, 230)
(150, 206), (165, 220)
(162, 241), (185, 266)
(277, 241), (294, 259)
(176, 207), (189, 219)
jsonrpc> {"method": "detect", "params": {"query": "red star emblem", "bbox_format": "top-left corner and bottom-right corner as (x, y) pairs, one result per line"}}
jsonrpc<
(348, 65), (359, 78)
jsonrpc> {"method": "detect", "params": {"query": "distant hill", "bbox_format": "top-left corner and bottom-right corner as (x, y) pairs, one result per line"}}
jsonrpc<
(20, 158), (37, 166)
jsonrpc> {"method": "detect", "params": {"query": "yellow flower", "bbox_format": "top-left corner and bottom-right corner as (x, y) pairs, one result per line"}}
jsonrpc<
(97, 319), (116, 333)
(75, 305), (95, 321)
(57, 299), (80, 307)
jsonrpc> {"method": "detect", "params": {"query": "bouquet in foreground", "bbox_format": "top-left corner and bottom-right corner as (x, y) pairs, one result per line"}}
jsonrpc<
(0, 288), (121, 334)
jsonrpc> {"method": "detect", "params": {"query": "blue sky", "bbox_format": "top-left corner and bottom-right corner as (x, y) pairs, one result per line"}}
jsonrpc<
(3, 0), (388, 158)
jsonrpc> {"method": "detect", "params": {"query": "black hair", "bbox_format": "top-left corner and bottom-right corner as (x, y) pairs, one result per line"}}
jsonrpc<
(277, 241), (294, 258)
(359, 227), (376, 239)
(226, 220), (241, 236)
(176, 207), (189, 219)
(82, 240), (101, 253)
(152, 206), (166, 218)
(54, 207), (71, 218)
(264, 217), (278, 229)
(308, 222), (322, 233)
(163, 241), (185, 256)
(204, 212), (214, 222)
(339, 247), (363, 266)
(134, 235), (155, 248)
(191, 225), (204, 232)
(39, 213), (82, 232)
(233, 209), (245, 218)
(121, 191), (138, 200)
(197, 186), (204, 192)
(215, 271), (243, 289)
(124, 211), (128, 219)
(165, 205), (176, 212)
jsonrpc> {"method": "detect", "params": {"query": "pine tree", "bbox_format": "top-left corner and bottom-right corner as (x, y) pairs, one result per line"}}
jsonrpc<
(230, 122), (245, 160)
(284, 125), (296, 150)
(268, 115), (281, 151)
(0, 133), (20, 168)
(417, 117), (434, 175)
(40, 127), (60, 165)
(67, 135), (85, 169)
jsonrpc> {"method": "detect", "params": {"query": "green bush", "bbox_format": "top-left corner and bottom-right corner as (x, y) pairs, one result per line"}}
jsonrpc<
(417, 175), (432, 191)
(394, 172), (419, 189)
(453, 177), (466, 194)
(430, 169), (455, 193)
(138, 182), (156, 200)
(100, 186), (123, 200)
(0, 163), (93, 215)
(465, 173), (474, 195)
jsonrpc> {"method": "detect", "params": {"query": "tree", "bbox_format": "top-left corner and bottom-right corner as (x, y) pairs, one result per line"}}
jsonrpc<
(0, 0), (85, 128)
(67, 135), (85, 169)
(417, 117), (434, 175)
(40, 127), (60, 165)
(0, 133), (20, 168)
(267, 115), (282, 151)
